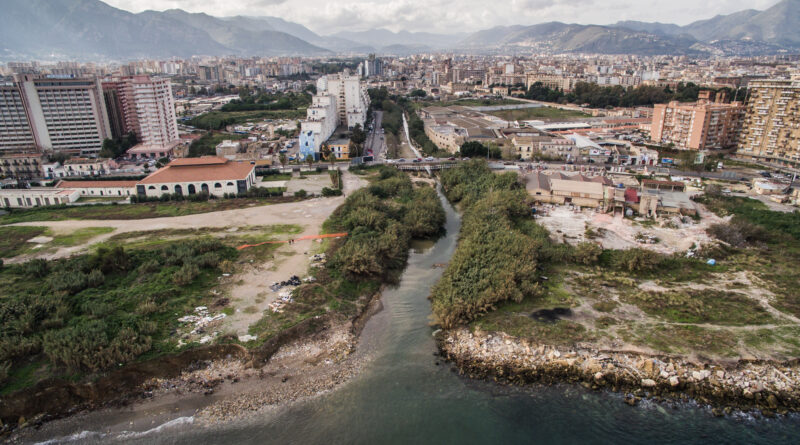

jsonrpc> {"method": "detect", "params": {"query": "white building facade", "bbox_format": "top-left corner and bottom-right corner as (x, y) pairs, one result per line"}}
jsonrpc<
(299, 71), (369, 159)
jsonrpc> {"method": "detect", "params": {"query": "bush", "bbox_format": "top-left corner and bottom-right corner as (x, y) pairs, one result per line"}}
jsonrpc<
(613, 248), (664, 272)
(172, 262), (200, 285)
(573, 242), (602, 265)
(294, 189), (308, 198)
(87, 269), (105, 288)
(322, 187), (343, 197)
(707, 219), (769, 247)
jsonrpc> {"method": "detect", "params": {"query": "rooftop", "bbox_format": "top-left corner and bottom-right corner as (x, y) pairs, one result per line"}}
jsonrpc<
(139, 157), (254, 184)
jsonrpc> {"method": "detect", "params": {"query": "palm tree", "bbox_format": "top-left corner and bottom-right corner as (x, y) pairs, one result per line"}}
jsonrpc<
(279, 153), (287, 170)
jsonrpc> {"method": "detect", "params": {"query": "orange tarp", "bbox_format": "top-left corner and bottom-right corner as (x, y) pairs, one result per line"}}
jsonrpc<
(236, 233), (348, 250)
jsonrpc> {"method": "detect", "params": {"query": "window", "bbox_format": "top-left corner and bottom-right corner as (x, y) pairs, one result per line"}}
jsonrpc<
(161, 185), (168, 191)
(148, 186), (155, 190)
(214, 183), (222, 188)
(227, 182), (234, 186)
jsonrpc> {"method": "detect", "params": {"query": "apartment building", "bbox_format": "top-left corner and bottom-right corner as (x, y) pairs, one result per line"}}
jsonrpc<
(102, 76), (179, 148)
(736, 79), (800, 166)
(651, 93), (744, 150)
(299, 71), (369, 159)
(0, 74), (112, 155)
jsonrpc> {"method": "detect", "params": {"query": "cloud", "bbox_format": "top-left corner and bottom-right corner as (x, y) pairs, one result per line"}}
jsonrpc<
(102, 0), (784, 34)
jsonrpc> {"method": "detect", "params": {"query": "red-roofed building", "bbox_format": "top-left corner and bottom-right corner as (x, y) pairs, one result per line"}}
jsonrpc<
(135, 156), (256, 198)
(55, 180), (138, 198)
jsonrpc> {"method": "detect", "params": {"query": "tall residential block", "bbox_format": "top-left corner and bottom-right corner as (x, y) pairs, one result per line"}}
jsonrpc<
(651, 94), (743, 150)
(102, 76), (179, 148)
(299, 71), (369, 159)
(736, 79), (800, 166)
(0, 74), (112, 155)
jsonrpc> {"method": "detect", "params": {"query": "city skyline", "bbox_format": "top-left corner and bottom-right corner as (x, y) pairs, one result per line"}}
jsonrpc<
(103, 0), (782, 35)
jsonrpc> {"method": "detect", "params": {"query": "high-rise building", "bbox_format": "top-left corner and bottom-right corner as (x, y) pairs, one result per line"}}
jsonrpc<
(102, 76), (179, 148)
(299, 71), (369, 159)
(651, 92), (744, 150)
(736, 79), (800, 166)
(0, 74), (112, 155)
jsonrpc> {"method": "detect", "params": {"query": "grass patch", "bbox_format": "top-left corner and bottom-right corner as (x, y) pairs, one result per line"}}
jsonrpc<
(620, 289), (774, 326)
(592, 299), (619, 313)
(620, 324), (739, 357)
(486, 107), (590, 121)
(0, 197), (296, 224)
(50, 227), (115, 247)
(0, 226), (47, 258)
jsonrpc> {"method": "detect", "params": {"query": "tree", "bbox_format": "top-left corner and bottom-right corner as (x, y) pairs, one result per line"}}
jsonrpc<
(348, 140), (362, 159)
(99, 139), (118, 159)
(351, 124), (367, 146)
(306, 154), (315, 168)
(410, 89), (427, 98)
(320, 143), (333, 165)
(459, 141), (488, 158)
(279, 153), (288, 169)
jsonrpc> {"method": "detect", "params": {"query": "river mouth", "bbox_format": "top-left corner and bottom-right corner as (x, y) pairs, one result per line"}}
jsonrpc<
(19, 187), (800, 445)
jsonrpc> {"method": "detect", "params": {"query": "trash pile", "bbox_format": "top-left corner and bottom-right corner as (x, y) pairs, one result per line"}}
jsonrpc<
(309, 253), (327, 268)
(634, 232), (659, 244)
(177, 306), (227, 335)
(270, 275), (302, 292)
(269, 291), (293, 313)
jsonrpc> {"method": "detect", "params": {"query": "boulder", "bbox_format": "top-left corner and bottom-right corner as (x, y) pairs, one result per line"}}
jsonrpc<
(669, 376), (680, 387)
(641, 379), (656, 388)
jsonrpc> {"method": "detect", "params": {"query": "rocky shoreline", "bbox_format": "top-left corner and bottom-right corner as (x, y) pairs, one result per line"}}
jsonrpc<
(438, 327), (800, 417)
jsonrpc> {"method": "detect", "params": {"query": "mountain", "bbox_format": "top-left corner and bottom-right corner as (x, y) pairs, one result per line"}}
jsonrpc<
(223, 16), (373, 53)
(614, 0), (800, 49)
(458, 22), (704, 55)
(0, 0), (329, 60)
(332, 29), (467, 50)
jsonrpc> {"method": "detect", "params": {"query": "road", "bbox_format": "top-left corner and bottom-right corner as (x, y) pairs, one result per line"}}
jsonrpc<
(366, 111), (388, 161)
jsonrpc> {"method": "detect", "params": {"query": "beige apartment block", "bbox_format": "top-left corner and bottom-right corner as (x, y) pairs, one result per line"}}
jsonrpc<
(651, 95), (743, 150)
(736, 79), (800, 167)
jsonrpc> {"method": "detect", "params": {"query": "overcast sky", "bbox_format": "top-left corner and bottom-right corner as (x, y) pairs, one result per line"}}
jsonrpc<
(102, 0), (781, 35)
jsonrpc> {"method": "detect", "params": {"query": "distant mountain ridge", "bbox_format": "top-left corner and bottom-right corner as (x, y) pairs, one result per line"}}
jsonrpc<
(1, 0), (799, 60)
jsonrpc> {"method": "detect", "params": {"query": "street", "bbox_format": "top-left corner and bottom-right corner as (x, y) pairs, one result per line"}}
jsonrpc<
(366, 110), (388, 161)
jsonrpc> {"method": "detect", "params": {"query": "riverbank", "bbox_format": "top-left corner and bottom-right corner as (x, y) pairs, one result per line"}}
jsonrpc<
(439, 327), (800, 416)
(5, 290), (384, 443)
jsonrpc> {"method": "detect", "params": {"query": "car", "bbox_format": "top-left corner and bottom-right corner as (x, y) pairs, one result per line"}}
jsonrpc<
(412, 158), (421, 163)
(424, 156), (435, 162)
(397, 158), (407, 163)
(447, 157), (456, 161)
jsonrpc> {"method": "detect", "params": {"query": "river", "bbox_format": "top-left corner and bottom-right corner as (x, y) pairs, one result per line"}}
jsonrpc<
(34, 190), (800, 444)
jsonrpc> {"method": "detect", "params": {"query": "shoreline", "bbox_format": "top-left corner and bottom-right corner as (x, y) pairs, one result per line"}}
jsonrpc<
(3, 288), (386, 440)
(438, 327), (800, 417)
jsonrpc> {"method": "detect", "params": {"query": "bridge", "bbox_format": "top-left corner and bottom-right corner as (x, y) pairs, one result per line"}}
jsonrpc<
(393, 162), (458, 174)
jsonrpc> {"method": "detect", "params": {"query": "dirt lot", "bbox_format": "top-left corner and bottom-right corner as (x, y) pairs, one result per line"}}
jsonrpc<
(536, 204), (725, 254)
(9, 172), (367, 339)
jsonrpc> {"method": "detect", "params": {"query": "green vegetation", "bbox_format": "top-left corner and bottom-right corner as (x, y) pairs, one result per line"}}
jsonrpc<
(522, 81), (746, 109)
(188, 132), (247, 157)
(0, 240), (235, 392)
(697, 193), (800, 317)
(0, 197), (289, 224)
(621, 289), (774, 325)
(0, 226), (47, 258)
(0, 227), (115, 259)
(418, 98), (524, 108)
(188, 109), (305, 131)
(250, 168), (445, 341)
(431, 161), (552, 328)
(459, 141), (502, 159)
(100, 131), (139, 159)
(487, 107), (590, 122)
(221, 89), (311, 112)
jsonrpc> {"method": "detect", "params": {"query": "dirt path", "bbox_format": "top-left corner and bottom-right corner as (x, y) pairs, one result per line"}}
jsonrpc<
(9, 172), (367, 265)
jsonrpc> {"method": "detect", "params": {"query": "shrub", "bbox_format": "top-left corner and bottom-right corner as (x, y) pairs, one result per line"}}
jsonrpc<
(573, 242), (602, 265)
(613, 248), (664, 272)
(49, 270), (88, 294)
(322, 187), (343, 197)
(87, 269), (105, 288)
(173, 263), (200, 285)
(0, 361), (9, 386)
(294, 189), (308, 198)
